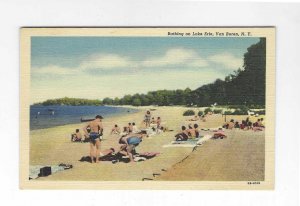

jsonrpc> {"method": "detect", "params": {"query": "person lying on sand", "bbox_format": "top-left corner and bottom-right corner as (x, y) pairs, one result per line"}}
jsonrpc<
(175, 126), (189, 141)
(188, 115), (199, 121)
(83, 115), (104, 163)
(213, 128), (227, 139)
(200, 115), (206, 122)
(111, 124), (121, 135)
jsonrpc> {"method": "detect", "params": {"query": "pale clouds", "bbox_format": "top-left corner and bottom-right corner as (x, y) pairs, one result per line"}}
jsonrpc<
(32, 48), (242, 76)
(208, 52), (243, 70)
(141, 48), (208, 68)
(79, 54), (134, 69)
(33, 65), (75, 75)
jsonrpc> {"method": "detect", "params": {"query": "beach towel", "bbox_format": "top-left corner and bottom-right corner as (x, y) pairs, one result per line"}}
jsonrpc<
(163, 135), (212, 148)
(29, 164), (72, 180)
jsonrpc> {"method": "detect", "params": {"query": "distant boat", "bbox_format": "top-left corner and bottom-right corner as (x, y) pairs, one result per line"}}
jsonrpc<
(80, 117), (95, 122)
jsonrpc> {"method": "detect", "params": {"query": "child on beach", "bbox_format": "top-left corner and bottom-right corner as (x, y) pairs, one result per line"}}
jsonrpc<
(150, 117), (156, 124)
(111, 124), (121, 135)
(83, 115), (104, 163)
(71, 129), (82, 142)
(156, 117), (162, 130)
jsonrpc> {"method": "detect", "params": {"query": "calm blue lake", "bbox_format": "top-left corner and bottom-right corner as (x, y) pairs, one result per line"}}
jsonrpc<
(30, 105), (138, 130)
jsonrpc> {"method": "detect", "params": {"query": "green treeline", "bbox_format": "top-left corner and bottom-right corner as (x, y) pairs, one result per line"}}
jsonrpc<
(37, 97), (102, 106)
(36, 38), (266, 107)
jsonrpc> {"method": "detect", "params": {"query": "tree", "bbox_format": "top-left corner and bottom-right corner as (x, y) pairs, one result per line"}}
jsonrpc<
(132, 98), (142, 106)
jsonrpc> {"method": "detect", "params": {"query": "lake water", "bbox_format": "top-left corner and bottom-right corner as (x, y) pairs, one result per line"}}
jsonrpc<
(30, 105), (138, 130)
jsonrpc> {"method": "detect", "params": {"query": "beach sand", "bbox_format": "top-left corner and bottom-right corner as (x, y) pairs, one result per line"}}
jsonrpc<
(29, 106), (265, 181)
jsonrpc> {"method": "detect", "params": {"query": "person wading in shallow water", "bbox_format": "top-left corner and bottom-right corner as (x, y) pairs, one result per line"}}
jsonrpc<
(83, 115), (104, 163)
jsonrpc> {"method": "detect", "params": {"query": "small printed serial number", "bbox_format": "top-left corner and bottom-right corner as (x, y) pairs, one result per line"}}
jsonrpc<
(247, 182), (261, 185)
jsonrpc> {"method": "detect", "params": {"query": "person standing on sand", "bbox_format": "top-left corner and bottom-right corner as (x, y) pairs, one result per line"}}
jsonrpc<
(144, 111), (151, 127)
(83, 115), (104, 163)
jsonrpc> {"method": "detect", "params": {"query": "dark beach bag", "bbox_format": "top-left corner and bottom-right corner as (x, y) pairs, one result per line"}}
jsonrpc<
(38, 166), (52, 177)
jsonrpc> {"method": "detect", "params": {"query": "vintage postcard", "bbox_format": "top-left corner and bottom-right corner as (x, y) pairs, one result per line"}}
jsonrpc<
(20, 27), (275, 189)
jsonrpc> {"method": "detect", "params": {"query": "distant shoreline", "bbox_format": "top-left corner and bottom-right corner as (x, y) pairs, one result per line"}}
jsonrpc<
(30, 105), (141, 131)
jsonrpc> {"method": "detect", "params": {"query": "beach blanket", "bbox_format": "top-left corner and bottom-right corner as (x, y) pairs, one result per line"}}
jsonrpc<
(79, 152), (160, 164)
(29, 164), (73, 180)
(163, 135), (212, 148)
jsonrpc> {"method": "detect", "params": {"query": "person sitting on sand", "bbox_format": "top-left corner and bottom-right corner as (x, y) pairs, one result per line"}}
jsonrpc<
(253, 119), (260, 127)
(228, 119), (235, 129)
(247, 121), (253, 130)
(144, 111), (151, 127)
(150, 117), (156, 124)
(111, 124), (121, 135)
(175, 126), (189, 141)
(132, 122), (139, 133)
(128, 123), (133, 133)
(83, 115), (104, 163)
(240, 120), (246, 130)
(194, 124), (200, 138)
(253, 119), (264, 131)
(260, 118), (265, 127)
(187, 124), (195, 138)
(119, 126), (129, 137)
(201, 115), (206, 122)
(234, 121), (240, 129)
(71, 129), (82, 142)
(245, 117), (250, 125)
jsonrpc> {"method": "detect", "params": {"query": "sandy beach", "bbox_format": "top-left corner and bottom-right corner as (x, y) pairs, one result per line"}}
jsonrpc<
(30, 106), (265, 181)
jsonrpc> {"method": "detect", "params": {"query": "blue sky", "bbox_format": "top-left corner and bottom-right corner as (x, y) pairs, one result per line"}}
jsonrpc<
(30, 37), (259, 104)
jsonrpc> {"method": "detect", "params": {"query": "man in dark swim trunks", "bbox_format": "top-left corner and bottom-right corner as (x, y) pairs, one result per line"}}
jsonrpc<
(83, 115), (104, 163)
